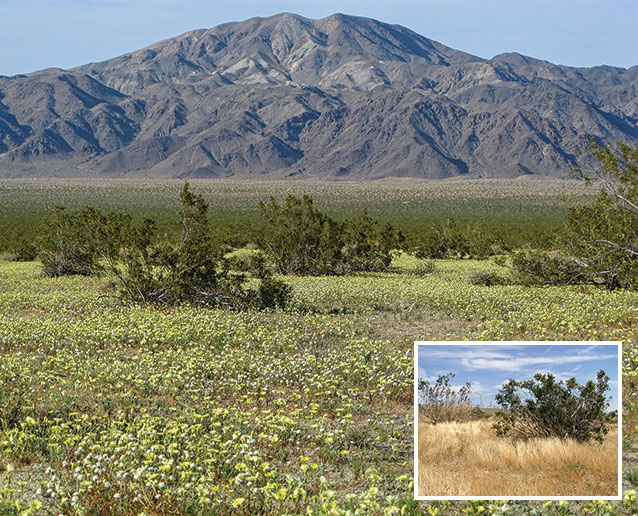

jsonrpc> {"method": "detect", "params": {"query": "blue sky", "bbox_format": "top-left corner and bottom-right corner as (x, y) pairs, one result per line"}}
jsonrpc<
(417, 343), (620, 411)
(0, 0), (636, 77)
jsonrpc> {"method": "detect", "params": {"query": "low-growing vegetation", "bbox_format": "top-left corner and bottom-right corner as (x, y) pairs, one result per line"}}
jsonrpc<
(418, 418), (618, 497)
(0, 178), (593, 257)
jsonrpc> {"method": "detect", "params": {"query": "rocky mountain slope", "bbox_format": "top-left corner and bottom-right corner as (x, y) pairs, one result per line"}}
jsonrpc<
(0, 13), (636, 179)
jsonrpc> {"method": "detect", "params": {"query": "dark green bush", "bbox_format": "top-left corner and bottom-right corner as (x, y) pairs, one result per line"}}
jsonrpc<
(96, 184), (292, 310)
(341, 210), (402, 272)
(470, 407), (490, 420)
(566, 140), (638, 289)
(253, 275), (293, 311)
(11, 239), (38, 262)
(259, 194), (342, 275)
(415, 218), (466, 259)
(493, 370), (613, 442)
(469, 270), (509, 286)
(258, 194), (402, 276)
(38, 184), (292, 310)
(562, 189), (638, 289)
(464, 220), (500, 259)
(496, 247), (585, 286)
(414, 218), (500, 260)
(504, 247), (590, 286)
(227, 250), (270, 274)
(505, 141), (638, 289)
(38, 206), (101, 277)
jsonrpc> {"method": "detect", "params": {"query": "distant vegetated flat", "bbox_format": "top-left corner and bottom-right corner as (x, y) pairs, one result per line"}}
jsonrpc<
(0, 13), (636, 179)
(0, 178), (593, 252)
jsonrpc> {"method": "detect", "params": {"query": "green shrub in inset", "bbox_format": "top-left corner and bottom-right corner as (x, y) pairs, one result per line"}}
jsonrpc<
(493, 370), (613, 442)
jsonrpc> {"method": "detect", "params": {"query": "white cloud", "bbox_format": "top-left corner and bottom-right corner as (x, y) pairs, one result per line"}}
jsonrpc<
(417, 367), (437, 383)
(461, 354), (617, 372)
(419, 347), (517, 362)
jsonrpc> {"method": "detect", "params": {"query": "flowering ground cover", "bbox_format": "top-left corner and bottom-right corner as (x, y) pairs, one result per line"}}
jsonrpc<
(1, 255), (638, 514)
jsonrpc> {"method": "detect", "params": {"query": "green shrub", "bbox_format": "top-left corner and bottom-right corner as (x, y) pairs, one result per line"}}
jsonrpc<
(74, 183), (293, 310)
(413, 260), (436, 276)
(259, 194), (342, 275)
(259, 194), (401, 276)
(253, 275), (292, 311)
(564, 140), (638, 290)
(464, 220), (500, 259)
(469, 270), (509, 286)
(503, 247), (588, 286)
(506, 141), (638, 290)
(470, 407), (490, 420)
(415, 218), (465, 259)
(11, 240), (38, 262)
(493, 370), (612, 442)
(38, 206), (101, 277)
(415, 218), (499, 260)
(341, 210), (403, 272)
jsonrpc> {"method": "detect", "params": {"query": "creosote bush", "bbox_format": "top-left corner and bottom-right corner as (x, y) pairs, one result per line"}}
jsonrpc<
(500, 248), (587, 286)
(418, 373), (474, 423)
(415, 218), (500, 260)
(40, 184), (291, 310)
(493, 370), (613, 442)
(38, 206), (101, 277)
(259, 194), (402, 275)
(109, 184), (291, 310)
(507, 140), (638, 289)
(565, 140), (638, 289)
(9, 239), (38, 262)
(469, 270), (509, 287)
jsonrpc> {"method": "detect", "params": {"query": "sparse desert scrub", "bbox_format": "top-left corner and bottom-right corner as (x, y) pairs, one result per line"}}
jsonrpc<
(418, 417), (618, 497)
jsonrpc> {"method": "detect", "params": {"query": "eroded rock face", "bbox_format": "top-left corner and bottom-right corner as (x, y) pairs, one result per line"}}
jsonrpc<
(0, 13), (636, 179)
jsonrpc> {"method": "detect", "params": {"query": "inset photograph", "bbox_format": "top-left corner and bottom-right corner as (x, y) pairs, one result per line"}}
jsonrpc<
(414, 342), (621, 499)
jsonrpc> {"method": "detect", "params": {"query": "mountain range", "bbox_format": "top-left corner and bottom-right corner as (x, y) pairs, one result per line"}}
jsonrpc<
(0, 13), (636, 179)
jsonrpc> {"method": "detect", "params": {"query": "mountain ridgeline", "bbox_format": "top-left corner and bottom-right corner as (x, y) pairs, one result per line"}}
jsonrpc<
(0, 13), (636, 179)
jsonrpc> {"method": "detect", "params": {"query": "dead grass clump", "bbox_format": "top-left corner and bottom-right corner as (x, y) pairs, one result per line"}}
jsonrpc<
(418, 417), (618, 496)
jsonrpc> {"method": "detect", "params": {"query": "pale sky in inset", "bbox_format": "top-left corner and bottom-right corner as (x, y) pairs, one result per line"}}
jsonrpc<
(418, 343), (620, 411)
(0, 0), (636, 76)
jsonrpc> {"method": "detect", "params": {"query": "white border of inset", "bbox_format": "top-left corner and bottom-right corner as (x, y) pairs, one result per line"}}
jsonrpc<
(413, 341), (622, 501)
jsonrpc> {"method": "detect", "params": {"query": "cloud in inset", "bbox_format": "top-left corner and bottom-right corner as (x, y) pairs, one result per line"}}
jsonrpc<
(461, 354), (617, 372)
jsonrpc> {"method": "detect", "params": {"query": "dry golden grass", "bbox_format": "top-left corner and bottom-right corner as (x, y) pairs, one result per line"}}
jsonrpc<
(417, 417), (618, 497)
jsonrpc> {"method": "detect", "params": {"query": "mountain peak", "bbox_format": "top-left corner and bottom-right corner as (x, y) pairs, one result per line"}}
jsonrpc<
(0, 13), (636, 179)
(69, 12), (481, 95)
